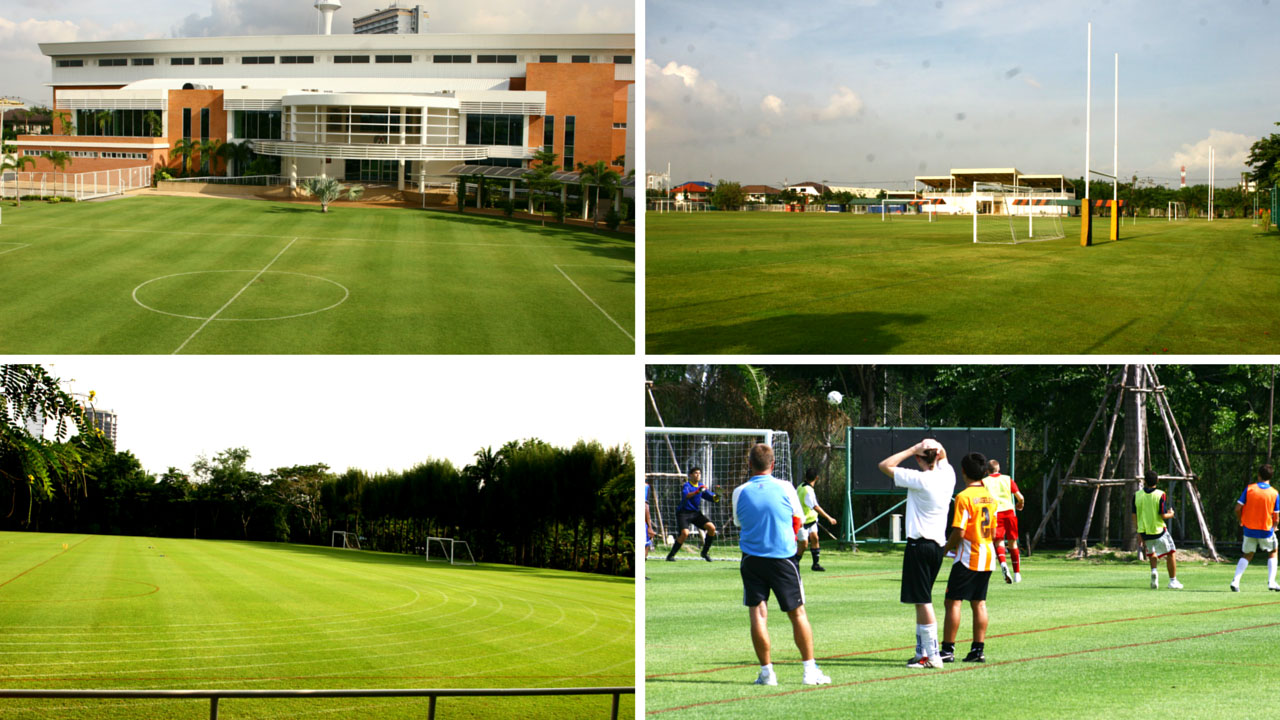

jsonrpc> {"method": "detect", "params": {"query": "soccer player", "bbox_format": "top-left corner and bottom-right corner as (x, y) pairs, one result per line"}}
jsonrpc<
(665, 467), (719, 562)
(982, 459), (1024, 583)
(733, 443), (831, 686)
(1229, 464), (1280, 592)
(940, 452), (998, 664)
(1132, 470), (1181, 589)
(795, 468), (838, 572)
(879, 438), (953, 669)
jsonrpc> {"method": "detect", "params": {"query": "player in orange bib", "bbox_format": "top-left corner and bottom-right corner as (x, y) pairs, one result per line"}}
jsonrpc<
(940, 452), (998, 663)
(1229, 464), (1279, 592)
(982, 459), (1024, 583)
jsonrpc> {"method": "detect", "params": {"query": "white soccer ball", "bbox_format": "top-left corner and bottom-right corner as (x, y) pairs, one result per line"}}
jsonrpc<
(827, 390), (843, 406)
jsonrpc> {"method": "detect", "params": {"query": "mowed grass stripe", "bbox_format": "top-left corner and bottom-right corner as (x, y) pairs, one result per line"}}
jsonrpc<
(647, 550), (1278, 719)
(0, 196), (634, 353)
(0, 532), (633, 720)
(645, 212), (1280, 354)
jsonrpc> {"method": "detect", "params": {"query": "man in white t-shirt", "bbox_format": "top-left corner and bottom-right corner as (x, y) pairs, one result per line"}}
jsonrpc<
(879, 438), (954, 669)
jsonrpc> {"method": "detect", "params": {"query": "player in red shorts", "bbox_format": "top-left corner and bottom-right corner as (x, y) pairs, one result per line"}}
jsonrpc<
(981, 459), (1024, 583)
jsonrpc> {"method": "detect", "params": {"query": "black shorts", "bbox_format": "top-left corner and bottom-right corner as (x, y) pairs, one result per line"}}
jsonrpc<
(741, 554), (805, 612)
(677, 511), (713, 531)
(944, 562), (992, 602)
(900, 537), (944, 605)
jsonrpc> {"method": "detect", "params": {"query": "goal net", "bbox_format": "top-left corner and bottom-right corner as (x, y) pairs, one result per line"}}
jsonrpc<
(1167, 201), (1187, 221)
(880, 199), (934, 221)
(644, 427), (793, 559)
(332, 531), (362, 550)
(972, 183), (1065, 244)
(425, 536), (476, 566)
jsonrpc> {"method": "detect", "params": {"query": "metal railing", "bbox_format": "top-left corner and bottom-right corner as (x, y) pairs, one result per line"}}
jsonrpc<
(0, 686), (634, 720)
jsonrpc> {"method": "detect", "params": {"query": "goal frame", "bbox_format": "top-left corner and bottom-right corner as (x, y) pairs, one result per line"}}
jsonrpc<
(331, 530), (361, 550)
(972, 182), (1065, 244)
(1167, 200), (1187, 221)
(424, 536), (476, 566)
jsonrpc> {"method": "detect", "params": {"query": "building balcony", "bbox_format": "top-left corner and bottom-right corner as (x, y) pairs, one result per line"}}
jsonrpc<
(251, 140), (493, 161)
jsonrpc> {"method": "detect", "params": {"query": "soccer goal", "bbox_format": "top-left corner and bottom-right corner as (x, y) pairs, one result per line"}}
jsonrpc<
(972, 183), (1065, 244)
(1167, 201), (1187, 221)
(331, 531), (362, 550)
(880, 199), (934, 221)
(644, 427), (793, 558)
(424, 536), (476, 566)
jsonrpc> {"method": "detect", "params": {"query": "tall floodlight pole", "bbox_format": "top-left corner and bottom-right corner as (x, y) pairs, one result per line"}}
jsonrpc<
(1209, 146), (1215, 221)
(1113, 53), (1118, 208)
(1085, 23), (1091, 203)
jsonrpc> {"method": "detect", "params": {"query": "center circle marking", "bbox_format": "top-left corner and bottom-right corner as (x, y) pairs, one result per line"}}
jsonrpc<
(132, 270), (350, 321)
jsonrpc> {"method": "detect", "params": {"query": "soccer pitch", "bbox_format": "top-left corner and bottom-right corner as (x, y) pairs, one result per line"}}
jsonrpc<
(0, 196), (634, 354)
(645, 212), (1280, 354)
(645, 549), (1279, 719)
(0, 532), (634, 719)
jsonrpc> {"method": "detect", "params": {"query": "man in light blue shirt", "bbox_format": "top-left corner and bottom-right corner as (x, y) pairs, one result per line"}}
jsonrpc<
(732, 443), (830, 687)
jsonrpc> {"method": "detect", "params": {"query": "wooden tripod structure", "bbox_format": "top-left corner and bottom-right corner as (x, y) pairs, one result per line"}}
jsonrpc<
(1030, 365), (1221, 561)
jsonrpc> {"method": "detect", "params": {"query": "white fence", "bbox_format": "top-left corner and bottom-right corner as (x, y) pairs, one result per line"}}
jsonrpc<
(1, 166), (151, 201)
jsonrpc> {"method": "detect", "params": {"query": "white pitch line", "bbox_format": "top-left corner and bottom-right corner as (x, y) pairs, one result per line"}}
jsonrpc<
(0, 242), (31, 256)
(171, 237), (298, 354)
(554, 264), (634, 342)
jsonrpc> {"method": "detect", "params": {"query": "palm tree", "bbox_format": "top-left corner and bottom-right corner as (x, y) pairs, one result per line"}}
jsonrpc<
(577, 160), (621, 231)
(143, 110), (163, 138)
(1, 155), (36, 206)
(197, 138), (223, 175)
(299, 175), (365, 213)
(44, 150), (71, 173)
(171, 138), (198, 176)
(51, 110), (73, 136)
(93, 109), (114, 137)
(218, 141), (253, 177)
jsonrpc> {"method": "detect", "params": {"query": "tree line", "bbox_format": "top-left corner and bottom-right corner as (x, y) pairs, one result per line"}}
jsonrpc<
(1, 365), (635, 575)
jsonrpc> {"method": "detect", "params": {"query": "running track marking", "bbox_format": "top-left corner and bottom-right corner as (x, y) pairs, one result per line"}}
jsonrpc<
(646, 595), (1280, 680)
(648, 621), (1280, 715)
(553, 264), (634, 342)
(171, 237), (296, 354)
(0, 242), (31, 256)
(0, 537), (90, 590)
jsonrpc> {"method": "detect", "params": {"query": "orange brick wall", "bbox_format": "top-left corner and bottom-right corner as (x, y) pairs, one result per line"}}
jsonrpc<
(526, 63), (631, 172)
(15, 134), (166, 174)
(166, 89), (228, 174)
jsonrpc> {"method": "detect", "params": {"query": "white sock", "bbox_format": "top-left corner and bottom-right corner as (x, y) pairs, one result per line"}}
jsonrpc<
(1234, 557), (1249, 583)
(922, 623), (938, 657)
(802, 658), (818, 671)
(1269, 557), (1277, 585)
(761, 662), (773, 673)
(1001, 561), (1009, 570)
(915, 624), (925, 657)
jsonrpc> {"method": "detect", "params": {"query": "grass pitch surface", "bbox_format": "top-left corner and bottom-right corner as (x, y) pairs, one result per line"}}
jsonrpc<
(0, 196), (634, 353)
(646, 548), (1278, 719)
(0, 532), (634, 719)
(645, 212), (1280, 354)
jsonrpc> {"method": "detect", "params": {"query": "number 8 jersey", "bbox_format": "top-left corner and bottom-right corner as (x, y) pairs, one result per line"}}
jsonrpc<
(952, 484), (999, 571)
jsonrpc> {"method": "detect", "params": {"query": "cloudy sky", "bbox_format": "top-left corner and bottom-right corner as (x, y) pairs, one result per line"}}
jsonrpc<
(20, 357), (634, 477)
(0, 0), (633, 105)
(648, 0), (1278, 189)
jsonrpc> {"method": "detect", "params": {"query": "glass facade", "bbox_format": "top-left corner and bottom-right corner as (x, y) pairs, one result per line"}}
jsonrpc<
(563, 116), (575, 170)
(75, 109), (158, 137)
(543, 115), (555, 154)
(465, 114), (523, 147)
(344, 159), (401, 183)
(233, 111), (283, 140)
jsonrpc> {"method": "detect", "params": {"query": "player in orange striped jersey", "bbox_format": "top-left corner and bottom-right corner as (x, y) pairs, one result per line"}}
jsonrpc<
(940, 452), (998, 663)
(1229, 464), (1279, 592)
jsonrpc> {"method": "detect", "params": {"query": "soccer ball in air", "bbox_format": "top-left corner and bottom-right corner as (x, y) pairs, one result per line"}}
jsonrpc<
(827, 390), (843, 406)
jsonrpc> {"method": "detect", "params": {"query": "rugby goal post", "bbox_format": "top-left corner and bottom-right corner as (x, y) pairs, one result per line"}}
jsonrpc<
(425, 536), (476, 566)
(331, 531), (362, 550)
(972, 182), (1065, 244)
(643, 427), (793, 557)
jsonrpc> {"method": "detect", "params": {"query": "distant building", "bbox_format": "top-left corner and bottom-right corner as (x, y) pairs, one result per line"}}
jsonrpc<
(73, 399), (119, 446)
(742, 184), (780, 203)
(787, 181), (828, 197)
(672, 181), (711, 201)
(353, 3), (426, 35)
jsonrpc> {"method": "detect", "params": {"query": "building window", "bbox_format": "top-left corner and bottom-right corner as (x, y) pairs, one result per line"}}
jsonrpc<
(75, 109), (157, 137)
(543, 115), (555, 154)
(465, 114), (524, 147)
(571, 55), (590, 63)
(182, 108), (191, 140)
(171, 57), (195, 66)
(233, 110), (282, 140)
(131, 58), (155, 66)
(56, 59), (84, 68)
(477, 55), (517, 64)
(375, 55), (412, 63)
(613, 55), (632, 64)
(334, 55), (370, 63)
(199, 57), (224, 65)
(98, 58), (127, 67)
(433, 55), (471, 63)
(563, 115), (575, 170)
(539, 55), (558, 63)
(281, 56), (315, 64)
(200, 108), (210, 172)
(242, 56), (276, 65)
(613, 122), (626, 129)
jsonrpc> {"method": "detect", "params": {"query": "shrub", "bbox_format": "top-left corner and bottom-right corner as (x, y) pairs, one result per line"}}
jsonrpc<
(605, 207), (622, 231)
(500, 198), (515, 218)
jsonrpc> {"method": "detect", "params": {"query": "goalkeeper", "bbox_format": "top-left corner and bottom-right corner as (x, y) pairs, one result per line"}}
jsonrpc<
(665, 467), (720, 562)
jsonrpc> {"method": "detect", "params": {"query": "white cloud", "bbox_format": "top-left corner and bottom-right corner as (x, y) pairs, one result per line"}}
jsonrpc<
(650, 59), (700, 88)
(0, 16), (81, 44)
(761, 94), (785, 115)
(816, 86), (863, 122)
(1171, 129), (1257, 171)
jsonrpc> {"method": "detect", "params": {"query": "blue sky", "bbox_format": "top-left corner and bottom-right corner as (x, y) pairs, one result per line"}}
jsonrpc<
(647, 0), (1278, 189)
(0, 0), (633, 106)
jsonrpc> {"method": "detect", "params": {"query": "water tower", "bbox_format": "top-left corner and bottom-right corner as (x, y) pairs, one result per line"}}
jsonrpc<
(315, 0), (342, 35)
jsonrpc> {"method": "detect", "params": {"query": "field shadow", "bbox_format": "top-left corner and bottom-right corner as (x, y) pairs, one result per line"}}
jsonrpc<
(647, 310), (926, 354)
(266, 206), (320, 215)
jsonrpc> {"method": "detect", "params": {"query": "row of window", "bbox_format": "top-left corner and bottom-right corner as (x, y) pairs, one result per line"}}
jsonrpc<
(23, 149), (102, 158)
(75, 109), (160, 138)
(102, 152), (149, 159)
(57, 54), (633, 68)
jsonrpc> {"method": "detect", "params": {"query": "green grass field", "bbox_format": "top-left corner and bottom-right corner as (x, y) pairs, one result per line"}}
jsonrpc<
(646, 548), (1279, 719)
(0, 196), (634, 353)
(0, 532), (634, 719)
(645, 212), (1280, 354)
